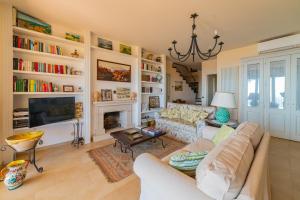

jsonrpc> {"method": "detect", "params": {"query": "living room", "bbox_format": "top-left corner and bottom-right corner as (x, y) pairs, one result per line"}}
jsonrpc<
(0, 0), (300, 199)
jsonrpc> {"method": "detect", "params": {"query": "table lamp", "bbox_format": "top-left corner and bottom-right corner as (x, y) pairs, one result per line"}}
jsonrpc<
(211, 92), (236, 123)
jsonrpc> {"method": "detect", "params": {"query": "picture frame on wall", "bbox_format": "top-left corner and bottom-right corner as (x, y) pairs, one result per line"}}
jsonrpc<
(98, 38), (113, 50)
(116, 87), (131, 99)
(101, 89), (113, 101)
(63, 85), (74, 92)
(174, 81), (183, 91)
(149, 96), (160, 109)
(97, 59), (131, 82)
(119, 44), (132, 55)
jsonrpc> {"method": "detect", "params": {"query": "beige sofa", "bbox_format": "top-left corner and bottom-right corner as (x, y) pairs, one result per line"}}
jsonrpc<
(155, 103), (216, 143)
(134, 122), (270, 200)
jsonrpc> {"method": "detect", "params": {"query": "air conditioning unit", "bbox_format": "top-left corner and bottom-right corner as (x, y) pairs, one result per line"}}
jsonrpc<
(258, 34), (300, 53)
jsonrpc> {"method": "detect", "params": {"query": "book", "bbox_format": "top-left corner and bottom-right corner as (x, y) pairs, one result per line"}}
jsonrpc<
(128, 133), (143, 141)
(142, 127), (163, 136)
(125, 128), (139, 135)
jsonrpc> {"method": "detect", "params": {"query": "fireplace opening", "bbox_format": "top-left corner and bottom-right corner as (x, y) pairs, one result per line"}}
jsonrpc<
(104, 112), (121, 130)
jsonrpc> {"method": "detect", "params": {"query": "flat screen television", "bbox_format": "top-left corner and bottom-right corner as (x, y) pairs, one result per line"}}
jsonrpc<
(29, 97), (75, 128)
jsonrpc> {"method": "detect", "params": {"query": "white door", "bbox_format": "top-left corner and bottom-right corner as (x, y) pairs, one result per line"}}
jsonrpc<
(242, 59), (264, 127)
(264, 56), (291, 139)
(290, 54), (300, 141)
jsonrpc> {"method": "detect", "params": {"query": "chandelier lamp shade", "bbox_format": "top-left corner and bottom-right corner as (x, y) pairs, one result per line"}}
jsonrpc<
(168, 13), (224, 62)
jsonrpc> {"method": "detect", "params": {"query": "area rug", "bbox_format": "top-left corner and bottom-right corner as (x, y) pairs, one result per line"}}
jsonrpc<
(88, 136), (186, 182)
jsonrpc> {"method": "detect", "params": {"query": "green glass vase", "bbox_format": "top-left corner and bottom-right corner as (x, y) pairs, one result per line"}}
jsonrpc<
(215, 107), (230, 123)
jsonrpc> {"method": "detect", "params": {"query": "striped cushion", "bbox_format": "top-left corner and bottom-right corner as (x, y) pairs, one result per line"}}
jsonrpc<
(196, 135), (254, 200)
(235, 122), (263, 150)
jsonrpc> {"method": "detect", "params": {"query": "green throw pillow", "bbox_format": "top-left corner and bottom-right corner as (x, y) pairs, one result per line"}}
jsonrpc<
(169, 151), (208, 172)
(212, 125), (235, 145)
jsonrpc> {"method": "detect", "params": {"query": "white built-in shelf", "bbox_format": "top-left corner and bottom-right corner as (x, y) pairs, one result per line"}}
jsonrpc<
(141, 93), (162, 95)
(13, 26), (84, 48)
(91, 45), (138, 59)
(141, 69), (162, 75)
(141, 81), (162, 85)
(13, 70), (82, 78)
(13, 92), (83, 95)
(141, 58), (162, 65)
(13, 118), (83, 132)
(141, 108), (162, 114)
(13, 48), (84, 62)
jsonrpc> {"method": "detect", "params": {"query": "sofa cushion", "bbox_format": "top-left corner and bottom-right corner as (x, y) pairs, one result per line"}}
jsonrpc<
(168, 108), (181, 119)
(196, 135), (254, 200)
(212, 125), (235, 145)
(235, 122), (263, 150)
(160, 108), (170, 118)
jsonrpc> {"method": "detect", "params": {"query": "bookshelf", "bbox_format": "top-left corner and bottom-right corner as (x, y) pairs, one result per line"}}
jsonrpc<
(13, 26), (84, 48)
(13, 48), (84, 61)
(13, 92), (83, 95)
(13, 70), (82, 78)
(11, 25), (91, 146)
(138, 49), (166, 126)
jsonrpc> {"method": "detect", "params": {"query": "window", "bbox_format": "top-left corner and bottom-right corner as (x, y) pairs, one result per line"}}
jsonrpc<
(269, 60), (285, 109)
(247, 64), (260, 107)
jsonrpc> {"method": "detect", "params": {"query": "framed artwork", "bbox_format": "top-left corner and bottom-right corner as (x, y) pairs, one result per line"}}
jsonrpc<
(63, 85), (74, 92)
(175, 81), (183, 91)
(116, 88), (131, 99)
(149, 96), (160, 109)
(101, 89), (113, 101)
(97, 59), (131, 82)
(119, 44), (132, 55)
(98, 38), (113, 50)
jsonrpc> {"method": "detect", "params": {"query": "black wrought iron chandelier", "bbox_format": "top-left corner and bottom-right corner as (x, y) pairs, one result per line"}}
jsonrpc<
(168, 13), (224, 62)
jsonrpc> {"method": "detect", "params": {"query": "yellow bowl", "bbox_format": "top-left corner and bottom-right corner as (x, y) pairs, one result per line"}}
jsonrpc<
(5, 131), (43, 152)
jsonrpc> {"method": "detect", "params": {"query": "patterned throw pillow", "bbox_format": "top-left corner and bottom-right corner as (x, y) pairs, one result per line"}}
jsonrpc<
(168, 108), (181, 119)
(169, 151), (208, 176)
(160, 109), (169, 118)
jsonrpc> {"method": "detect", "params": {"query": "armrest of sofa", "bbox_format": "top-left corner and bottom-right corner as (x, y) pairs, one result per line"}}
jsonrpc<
(195, 120), (206, 138)
(154, 111), (161, 119)
(134, 153), (213, 200)
(202, 125), (220, 140)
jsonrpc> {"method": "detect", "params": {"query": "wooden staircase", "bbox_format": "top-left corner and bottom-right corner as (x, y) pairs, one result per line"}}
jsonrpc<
(172, 63), (199, 94)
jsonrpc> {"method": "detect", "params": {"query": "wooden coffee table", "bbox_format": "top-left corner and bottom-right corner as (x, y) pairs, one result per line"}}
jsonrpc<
(110, 128), (166, 159)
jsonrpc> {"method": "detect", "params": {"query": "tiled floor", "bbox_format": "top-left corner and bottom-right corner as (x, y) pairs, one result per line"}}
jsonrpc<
(0, 137), (299, 200)
(269, 137), (300, 200)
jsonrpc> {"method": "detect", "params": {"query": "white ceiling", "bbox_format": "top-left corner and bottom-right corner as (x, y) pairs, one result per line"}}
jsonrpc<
(12, 0), (300, 62)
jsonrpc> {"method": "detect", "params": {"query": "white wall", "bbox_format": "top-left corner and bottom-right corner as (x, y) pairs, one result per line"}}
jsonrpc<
(166, 59), (196, 104)
(201, 59), (217, 106)
(0, 2), (13, 165)
(216, 44), (258, 120)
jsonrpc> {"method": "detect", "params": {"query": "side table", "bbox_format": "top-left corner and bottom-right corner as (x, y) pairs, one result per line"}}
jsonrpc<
(205, 119), (239, 129)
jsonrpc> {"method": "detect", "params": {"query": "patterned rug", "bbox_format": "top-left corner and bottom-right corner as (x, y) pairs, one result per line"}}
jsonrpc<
(88, 136), (186, 182)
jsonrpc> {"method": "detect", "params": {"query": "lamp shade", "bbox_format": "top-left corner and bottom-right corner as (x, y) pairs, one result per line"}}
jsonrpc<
(211, 92), (236, 108)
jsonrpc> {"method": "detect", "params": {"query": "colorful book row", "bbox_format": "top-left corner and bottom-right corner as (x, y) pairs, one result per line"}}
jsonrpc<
(13, 35), (63, 55)
(13, 76), (60, 92)
(13, 58), (73, 74)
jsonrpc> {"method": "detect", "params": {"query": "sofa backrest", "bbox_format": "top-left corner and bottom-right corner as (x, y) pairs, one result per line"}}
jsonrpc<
(237, 133), (271, 200)
(167, 102), (216, 118)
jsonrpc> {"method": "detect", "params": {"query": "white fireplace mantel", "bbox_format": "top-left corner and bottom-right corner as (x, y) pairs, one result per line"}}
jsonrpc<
(93, 100), (135, 107)
(92, 100), (135, 142)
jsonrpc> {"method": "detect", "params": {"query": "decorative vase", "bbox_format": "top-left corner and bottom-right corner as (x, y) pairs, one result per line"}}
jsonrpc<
(1, 160), (29, 190)
(215, 107), (230, 123)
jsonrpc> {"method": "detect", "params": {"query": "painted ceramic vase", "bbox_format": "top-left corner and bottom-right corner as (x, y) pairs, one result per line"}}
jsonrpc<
(1, 160), (29, 190)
